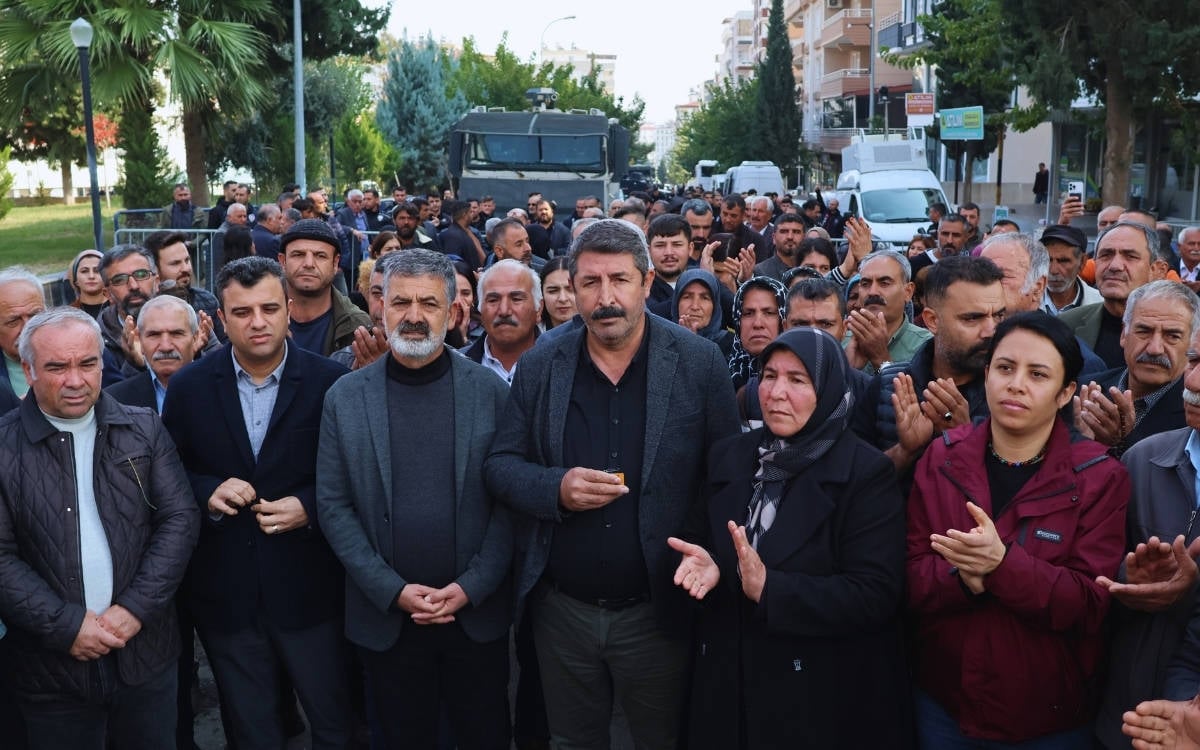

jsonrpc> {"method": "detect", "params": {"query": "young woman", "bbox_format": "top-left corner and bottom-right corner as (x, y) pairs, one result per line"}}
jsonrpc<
(67, 249), (106, 318)
(905, 311), (1130, 748)
(538, 256), (575, 330)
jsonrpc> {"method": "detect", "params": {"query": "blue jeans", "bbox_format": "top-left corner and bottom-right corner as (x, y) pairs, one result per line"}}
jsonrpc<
(19, 660), (176, 750)
(915, 689), (1092, 750)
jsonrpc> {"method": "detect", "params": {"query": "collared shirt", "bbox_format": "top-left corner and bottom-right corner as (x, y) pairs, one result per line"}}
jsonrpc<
(1042, 278), (1103, 316)
(1117, 369), (1177, 430)
(481, 336), (517, 385)
(232, 347), (288, 459)
(861, 318), (932, 375)
(148, 367), (167, 415)
(547, 323), (652, 601)
(1185, 430), (1200, 508)
(1182, 261), (1200, 284)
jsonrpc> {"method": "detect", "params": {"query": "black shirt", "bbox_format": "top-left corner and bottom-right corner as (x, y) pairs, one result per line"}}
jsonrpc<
(288, 308), (333, 355)
(985, 447), (1042, 519)
(546, 324), (652, 601)
(1094, 306), (1126, 370)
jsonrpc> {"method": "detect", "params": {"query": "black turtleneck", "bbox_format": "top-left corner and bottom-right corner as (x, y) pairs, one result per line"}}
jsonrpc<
(385, 347), (451, 385)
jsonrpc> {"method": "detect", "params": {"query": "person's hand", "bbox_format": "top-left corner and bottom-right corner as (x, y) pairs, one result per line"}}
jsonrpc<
(734, 246), (756, 285)
(351, 325), (388, 369)
(195, 310), (214, 350)
(1097, 535), (1200, 612)
(449, 297), (472, 342)
(667, 537), (720, 600)
(1075, 382), (1135, 446)
(728, 521), (766, 603)
(411, 582), (470, 625)
(120, 314), (146, 368)
(1058, 195), (1085, 225)
(254, 496), (308, 534)
(930, 502), (1007, 586)
(846, 309), (890, 368)
(715, 257), (741, 293)
(920, 378), (971, 433)
(1123, 696), (1200, 750)
(891, 372), (933, 457)
(97, 604), (142, 642)
(396, 583), (445, 622)
(208, 478), (257, 516)
(698, 241), (720, 274)
(845, 216), (873, 263)
(678, 315), (703, 333)
(70, 611), (126, 660)
(558, 467), (628, 512)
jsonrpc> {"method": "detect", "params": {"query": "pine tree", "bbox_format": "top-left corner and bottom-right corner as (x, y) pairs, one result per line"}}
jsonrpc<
(376, 39), (466, 192)
(117, 102), (172, 209)
(753, 0), (803, 182)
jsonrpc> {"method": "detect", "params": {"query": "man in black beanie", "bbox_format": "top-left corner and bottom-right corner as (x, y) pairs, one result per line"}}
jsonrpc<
(278, 218), (370, 357)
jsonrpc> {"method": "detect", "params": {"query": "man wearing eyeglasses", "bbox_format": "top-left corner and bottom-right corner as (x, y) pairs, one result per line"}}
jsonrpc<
(97, 246), (160, 385)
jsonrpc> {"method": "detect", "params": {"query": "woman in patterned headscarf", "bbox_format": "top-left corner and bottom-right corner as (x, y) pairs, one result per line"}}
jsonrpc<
(727, 276), (787, 391)
(669, 327), (910, 749)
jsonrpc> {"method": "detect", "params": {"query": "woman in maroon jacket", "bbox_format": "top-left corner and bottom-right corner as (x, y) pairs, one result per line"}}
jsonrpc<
(905, 311), (1130, 748)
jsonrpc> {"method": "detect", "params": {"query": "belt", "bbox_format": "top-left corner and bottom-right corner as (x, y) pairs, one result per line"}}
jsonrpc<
(549, 581), (649, 611)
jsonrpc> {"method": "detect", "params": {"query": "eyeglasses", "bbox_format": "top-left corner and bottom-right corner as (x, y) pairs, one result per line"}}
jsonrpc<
(108, 269), (154, 287)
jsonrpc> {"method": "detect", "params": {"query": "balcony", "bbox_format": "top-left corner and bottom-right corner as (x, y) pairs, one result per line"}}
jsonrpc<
(785, 0), (803, 24)
(877, 12), (902, 50)
(803, 127), (859, 156)
(821, 67), (870, 98)
(820, 8), (872, 48)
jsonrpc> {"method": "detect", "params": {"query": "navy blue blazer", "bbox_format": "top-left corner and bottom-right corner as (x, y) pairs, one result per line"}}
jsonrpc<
(103, 370), (158, 412)
(162, 341), (349, 631)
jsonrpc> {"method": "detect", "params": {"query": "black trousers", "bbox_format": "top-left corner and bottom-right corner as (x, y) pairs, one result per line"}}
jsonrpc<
(359, 622), (510, 750)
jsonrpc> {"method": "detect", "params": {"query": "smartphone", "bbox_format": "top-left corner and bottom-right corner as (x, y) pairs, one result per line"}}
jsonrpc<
(709, 233), (734, 263)
(1067, 181), (1084, 201)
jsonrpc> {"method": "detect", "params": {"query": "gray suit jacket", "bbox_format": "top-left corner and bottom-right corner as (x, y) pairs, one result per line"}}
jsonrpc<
(1096, 427), (1200, 748)
(316, 351), (513, 650)
(484, 313), (740, 635)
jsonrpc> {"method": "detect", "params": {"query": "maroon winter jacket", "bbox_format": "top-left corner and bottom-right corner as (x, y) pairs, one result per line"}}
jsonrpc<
(906, 418), (1129, 741)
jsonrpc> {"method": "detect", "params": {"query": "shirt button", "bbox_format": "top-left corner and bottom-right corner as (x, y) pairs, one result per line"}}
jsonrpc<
(605, 522), (612, 529)
(612, 418), (619, 425)
(610, 452), (617, 458)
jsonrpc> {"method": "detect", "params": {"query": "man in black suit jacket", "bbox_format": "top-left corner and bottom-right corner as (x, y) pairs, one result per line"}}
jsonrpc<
(1075, 280), (1194, 457)
(163, 256), (352, 750)
(485, 219), (740, 749)
(104, 295), (199, 413)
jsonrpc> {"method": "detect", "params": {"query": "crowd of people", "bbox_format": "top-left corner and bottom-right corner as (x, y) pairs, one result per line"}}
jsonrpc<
(2, 177), (1200, 750)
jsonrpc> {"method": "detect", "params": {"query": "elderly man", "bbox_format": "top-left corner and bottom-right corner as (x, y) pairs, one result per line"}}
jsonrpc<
(485, 219), (739, 749)
(1040, 225), (1102, 314)
(1093, 293), (1200, 748)
(0, 267), (45, 411)
(317, 249), (513, 749)
(746, 196), (775, 254)
(489, 217), (544, 270)
(1179, 227), (1200, 294)
(461, 259), (541, 385)
(1061, 220), (1159, 369)
(252, 203), (285, 259)
(278, 218), (370, 357)
(0, 307), (198, 749)
(1075, 280), (1193, 458)
(103, 295), (199, 413)
(163, 256), (352, 749)
(843, 249), (931, 374)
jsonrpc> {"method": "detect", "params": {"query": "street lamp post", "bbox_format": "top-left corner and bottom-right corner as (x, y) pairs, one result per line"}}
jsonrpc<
(538, 15), (576, 69)
(70, 17), (103, 252)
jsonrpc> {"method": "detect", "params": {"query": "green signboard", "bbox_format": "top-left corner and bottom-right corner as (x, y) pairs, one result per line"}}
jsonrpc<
(939, 106), (985, 140)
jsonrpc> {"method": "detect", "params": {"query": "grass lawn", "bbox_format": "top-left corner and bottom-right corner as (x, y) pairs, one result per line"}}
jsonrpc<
(0, 201), (129, 276)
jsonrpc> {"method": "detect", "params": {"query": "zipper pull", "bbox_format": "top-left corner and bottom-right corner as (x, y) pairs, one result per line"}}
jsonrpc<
(1187, 508), (1199, 539)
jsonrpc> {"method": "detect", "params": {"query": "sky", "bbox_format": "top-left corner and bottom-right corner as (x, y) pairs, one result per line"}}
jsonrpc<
(383, 0), (744, 124)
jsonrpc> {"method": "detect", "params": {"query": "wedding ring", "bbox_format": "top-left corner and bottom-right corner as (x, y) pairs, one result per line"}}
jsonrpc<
(272, 524), (279, 533)
(942, 411), (953, 421)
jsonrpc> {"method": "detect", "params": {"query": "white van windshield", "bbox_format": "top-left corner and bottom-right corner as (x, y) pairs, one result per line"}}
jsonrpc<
(861, 188), (943, 223)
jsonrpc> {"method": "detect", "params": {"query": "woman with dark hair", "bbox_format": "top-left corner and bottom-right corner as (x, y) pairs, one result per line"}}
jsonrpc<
(905, 311), (1130, 748)
(727, 276), (787, 391)
(448, 259), (482, 347)
(538, 256), (575, 330)
(370, 230), (401, 258)
(221, 224), (255, 267)
(670, 327), (910, 749)
(67, 248), (106, 318)
(670, 268), (733, 358)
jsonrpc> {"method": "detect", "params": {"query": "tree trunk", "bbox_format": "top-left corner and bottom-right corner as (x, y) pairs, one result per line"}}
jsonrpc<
(61, 161), (75, 205)
(183, 107), (209, 206)
(1102, 60), (1133, 208)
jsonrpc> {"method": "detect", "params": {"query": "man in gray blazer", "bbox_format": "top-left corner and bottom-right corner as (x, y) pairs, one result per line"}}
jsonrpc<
(485, 219), (740, 749)
(316, 249), (513, 750)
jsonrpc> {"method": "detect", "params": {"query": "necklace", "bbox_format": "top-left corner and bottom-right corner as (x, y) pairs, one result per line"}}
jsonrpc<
(988, 442), (1047, 467)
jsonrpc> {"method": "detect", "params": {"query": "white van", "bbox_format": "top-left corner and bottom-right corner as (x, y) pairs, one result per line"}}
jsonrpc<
(725, 161), (786, 196)
(837, 132), (950, 248)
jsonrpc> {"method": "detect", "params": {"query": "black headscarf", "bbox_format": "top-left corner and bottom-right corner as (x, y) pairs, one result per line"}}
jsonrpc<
(670, 268), (725, 342)
(745, 327), (854, 548)
(727, 276), (788, 390)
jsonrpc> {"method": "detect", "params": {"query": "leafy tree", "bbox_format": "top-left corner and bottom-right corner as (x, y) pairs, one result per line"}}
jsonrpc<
(377, 38), (466, 193)
(264, 0), (389, 63)
(0, 146), (13, 221)
(753, 0), (802, 181)
(117, 101), (174, 208)
(671, 78), (761, 177)
(333, 113), (398, 190)
(999, 0), (1200, 206)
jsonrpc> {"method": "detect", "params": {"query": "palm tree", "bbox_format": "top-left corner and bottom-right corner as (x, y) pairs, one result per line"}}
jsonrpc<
(0, 0), (272, 205)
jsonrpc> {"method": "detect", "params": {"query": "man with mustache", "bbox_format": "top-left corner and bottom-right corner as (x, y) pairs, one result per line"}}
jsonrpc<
(843, 249), (930, 374)
(104, 295), (199, 414)
(392, 203), (438, 251)
(316, 249), (514, 750)
(1040, 225), (1102, 315)
(461, 259), (541, 385)
(278, 219), (370, 357)
(486, 219), (739, 749)
(863, 256), (1006, 471)
(1090, 284), (1200, 748)
(1061, 220), (1158, 369)
(752, 213), (807, 283)
(1074, 280), (1192, 458)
